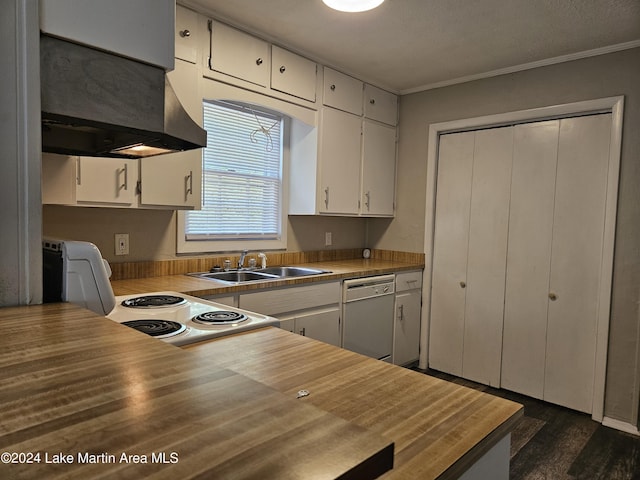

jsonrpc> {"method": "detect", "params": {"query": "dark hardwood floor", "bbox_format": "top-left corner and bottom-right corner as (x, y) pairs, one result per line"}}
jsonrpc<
(413, 368), (640, 479)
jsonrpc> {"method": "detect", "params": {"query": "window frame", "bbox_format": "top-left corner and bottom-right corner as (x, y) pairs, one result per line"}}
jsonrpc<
(177, 101), (289, 254)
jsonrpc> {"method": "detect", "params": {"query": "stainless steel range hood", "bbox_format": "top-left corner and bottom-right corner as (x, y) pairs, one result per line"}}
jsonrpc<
(40, 35), (206, 158)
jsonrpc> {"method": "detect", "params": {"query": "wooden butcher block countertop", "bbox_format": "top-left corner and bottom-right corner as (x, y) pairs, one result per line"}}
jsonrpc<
(185, 328), (523, 480)
(0, 303), (393, 480)
(110, 258), (424, 297)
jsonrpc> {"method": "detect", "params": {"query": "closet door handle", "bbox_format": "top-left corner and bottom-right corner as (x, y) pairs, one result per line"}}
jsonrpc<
(324, 187), (330, 209)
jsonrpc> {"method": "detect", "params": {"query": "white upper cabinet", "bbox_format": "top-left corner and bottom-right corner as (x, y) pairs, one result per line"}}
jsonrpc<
(209, 21), (269, 87)
(271, 46), (317, 102)
(361, 120), (396, 216)
(323, 67), (363, 115)
(40, 0), (174, 70)
(207, 20), (318, 105)
(42, 154), (138, 208)
(175, 5), (199, 64)
(318, 108), (362, 215)
(364, 84), (398, 126)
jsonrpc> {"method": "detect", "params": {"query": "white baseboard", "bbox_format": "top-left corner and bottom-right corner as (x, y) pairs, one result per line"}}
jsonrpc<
(602, 416), (640, 436)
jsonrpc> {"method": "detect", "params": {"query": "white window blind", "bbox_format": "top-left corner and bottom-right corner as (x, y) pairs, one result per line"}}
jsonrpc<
(185, 101), (283, 241)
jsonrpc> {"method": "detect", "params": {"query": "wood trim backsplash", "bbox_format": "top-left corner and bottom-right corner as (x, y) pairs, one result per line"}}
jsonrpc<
(109, 249), (425, 281)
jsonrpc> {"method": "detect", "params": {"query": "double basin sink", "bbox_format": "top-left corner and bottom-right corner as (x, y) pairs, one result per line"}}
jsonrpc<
(187, 266), (331, 284)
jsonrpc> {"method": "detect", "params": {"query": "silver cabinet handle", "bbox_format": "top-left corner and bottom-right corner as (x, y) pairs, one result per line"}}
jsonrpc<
(76, 157), (81, 185)
(365, 191), (371, 210)
(330, 84), (336, 91)
(179, 29), (191, 38)
(370, 98), (376, 105)
(460, 281), (466, 288)
(279, 65), (286, 73)
(256, 58), (263, 65)
(549, 292), (557, 301)
(398, 304), (404, 321)
(299, 327), (306, 336)
(324, 187), (329, 209)
(118, 163), (128, 191)
(185, 170), (193, 196)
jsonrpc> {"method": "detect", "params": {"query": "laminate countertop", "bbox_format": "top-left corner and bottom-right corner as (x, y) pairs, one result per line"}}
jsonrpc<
(110, 258), (424, 297)
(0, 303), (393, 479)
(0, 302), (523, 479)
(185, 328), (523, 480)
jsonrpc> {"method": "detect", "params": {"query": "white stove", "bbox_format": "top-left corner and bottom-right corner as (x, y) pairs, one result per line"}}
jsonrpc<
(107, 291), (279, 346)
(42, 238), (279, 346)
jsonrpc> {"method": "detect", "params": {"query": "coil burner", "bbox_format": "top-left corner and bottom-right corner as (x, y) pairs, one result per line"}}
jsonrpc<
(121, 295), (187, 308)
(122, 319), (187, 338)
(192, 311), (248, 325)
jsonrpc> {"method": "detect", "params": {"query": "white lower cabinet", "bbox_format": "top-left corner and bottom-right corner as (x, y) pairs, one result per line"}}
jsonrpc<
(393, 271), (422, 366)
(239, 282), (341, 347)
(278, 308), (341, 347)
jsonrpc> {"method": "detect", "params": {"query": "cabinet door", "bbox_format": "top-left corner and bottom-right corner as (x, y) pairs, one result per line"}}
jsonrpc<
(361, 120), (396, 216)
(363, 84), (397, 126)
(318, 108), (361, 214)
(461, 127), (512, 387)
(323, 67), (363, 115)
(393, 290), (421, 366)
(210, 21), (269, 87)
(175, 5), (198, 64)
(76, 157), (138, 206)
(271, 46), (317, 102)
(296, 307), (341, 347)
(501, 121), (559, 399)
(140, 59), (202, 209)
(428, 131), (475, 376)
(544, 114), (611, 413)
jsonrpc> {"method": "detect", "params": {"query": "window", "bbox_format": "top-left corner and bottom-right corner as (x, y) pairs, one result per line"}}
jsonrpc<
(178, 100), (287, 253)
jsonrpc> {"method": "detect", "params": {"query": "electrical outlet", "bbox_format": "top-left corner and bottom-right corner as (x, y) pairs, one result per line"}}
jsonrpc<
(325, 232), (332, 246)
(115, 233), (129, 256)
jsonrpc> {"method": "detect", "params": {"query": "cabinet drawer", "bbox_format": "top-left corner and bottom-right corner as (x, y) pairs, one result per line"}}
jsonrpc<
(239, 281), (340, 316)
(395, 271), (423, 292)
(364, 84), (398, 126)
(323, 67), (363, 115)
(271, 46), (317, 102)
(210, 21), (269, 87)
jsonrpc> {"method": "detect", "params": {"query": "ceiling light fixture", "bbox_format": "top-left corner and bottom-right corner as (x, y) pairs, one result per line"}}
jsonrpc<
(322, 0), (384, 13)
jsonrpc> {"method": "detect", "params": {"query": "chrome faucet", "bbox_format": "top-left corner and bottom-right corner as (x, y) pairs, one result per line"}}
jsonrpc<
(238, 249), (249, 269)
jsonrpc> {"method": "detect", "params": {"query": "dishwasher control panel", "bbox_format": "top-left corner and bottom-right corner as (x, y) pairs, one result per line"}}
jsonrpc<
(343, 274), (395, 302)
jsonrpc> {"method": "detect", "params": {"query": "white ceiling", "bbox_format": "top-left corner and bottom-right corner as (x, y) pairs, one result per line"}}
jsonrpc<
(181, 0), (640, 94)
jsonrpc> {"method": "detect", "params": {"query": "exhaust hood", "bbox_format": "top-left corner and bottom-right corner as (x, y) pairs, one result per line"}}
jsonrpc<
(40, 35), (206, 158)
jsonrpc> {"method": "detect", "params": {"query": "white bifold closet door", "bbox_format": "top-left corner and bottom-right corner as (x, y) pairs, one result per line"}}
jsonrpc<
(502, 114), (611, 413)
(429, 127), (512, 386)
(430, 113), (611, 413)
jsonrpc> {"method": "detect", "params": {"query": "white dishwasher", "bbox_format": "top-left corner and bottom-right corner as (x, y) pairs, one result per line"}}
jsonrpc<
(342, 274), (395, 362)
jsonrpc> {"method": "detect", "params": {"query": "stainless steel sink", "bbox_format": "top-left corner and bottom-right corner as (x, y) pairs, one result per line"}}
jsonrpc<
(259, 266), (330, 277)
(190, 271), (279, 283)
(187, 266), (331, 284)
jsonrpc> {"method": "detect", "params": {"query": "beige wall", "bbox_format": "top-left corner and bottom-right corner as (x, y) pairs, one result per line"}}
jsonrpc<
(42, 206), (368, 263)
(369, 47), (640, 427)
